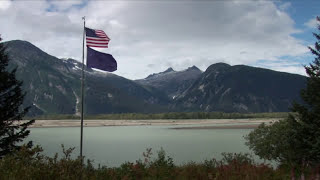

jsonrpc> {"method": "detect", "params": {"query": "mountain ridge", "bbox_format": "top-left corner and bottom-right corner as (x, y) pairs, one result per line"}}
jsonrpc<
(2, 40), (307, 115)
(173, 62), (306, 112)
(136, 65), (203, 99)
(4, 40), (170, 115)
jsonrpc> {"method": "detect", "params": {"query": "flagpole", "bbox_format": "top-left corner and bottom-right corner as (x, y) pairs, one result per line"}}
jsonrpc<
(80, 16), (85, 163)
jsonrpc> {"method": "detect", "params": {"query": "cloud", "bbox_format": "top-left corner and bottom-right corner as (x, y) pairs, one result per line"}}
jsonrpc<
(279, 2), (291, 11)
(0, 0), (11, 10)
(0, 0), (310, 79)
(46, 0), (87, 12)
(252, 58), (309, 76)
(254, 61), (306, 76)
(304, 17), (318, 29)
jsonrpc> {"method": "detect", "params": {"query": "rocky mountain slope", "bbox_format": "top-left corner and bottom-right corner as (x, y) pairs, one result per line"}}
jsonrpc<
(4, 40), (169, 116)
(135, 66), (202, 99)
(173, 63), (306, 112)
(2, 40), (307, 115)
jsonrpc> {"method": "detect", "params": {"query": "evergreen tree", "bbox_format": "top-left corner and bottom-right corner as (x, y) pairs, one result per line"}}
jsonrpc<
(290, 16), (320, 167)
(0, 35), (34, 157)
(246, 17), (320, 171)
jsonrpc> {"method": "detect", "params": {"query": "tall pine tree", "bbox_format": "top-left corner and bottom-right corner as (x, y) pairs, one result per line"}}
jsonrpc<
(290, 16), (320, 167)
(0, 35), (34, 157)
(246, 17), (320, 177)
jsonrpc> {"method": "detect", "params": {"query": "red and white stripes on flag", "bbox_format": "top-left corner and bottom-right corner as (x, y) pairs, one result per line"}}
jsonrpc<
(85, 27), (110, 48)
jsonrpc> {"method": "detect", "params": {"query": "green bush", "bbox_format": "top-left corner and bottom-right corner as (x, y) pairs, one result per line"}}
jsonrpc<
(0, 145), (305, 179)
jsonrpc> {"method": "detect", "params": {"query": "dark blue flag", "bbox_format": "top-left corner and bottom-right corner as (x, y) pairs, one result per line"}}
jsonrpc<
(87, 47), (117, 72)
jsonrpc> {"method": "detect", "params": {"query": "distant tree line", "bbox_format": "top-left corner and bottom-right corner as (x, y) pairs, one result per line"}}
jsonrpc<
(30, 111), (290, 120)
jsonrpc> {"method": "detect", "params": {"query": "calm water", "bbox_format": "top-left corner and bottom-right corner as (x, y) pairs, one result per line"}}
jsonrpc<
(26, 125), (254, 167)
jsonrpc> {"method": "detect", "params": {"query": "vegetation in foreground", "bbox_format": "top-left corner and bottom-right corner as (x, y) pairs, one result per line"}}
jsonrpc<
(29, 111), (290, 120)
(1, 145), (318, 180)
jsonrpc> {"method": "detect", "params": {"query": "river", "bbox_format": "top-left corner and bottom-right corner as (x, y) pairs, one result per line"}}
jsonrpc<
(26, 124), (255, 167)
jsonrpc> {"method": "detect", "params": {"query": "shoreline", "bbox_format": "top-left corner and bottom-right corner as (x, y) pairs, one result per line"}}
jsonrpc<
(27, 118), (280, 128)
(171, 124), (260, 130)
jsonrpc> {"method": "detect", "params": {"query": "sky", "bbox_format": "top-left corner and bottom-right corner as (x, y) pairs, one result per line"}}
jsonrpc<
(0, 0), (319, 80)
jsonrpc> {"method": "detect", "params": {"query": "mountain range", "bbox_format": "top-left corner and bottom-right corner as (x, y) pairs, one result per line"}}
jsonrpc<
(3, 40), (307, 116)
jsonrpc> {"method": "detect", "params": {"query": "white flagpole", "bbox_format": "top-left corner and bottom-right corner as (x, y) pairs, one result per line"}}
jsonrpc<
(80, 16), (86, 163)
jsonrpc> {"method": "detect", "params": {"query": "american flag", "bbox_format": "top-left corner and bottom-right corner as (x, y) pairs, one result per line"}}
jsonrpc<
(85, 27), (110, 48)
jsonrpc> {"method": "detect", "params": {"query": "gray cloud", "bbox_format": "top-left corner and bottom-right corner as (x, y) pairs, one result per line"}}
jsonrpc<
(0, 0), (310, 79)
